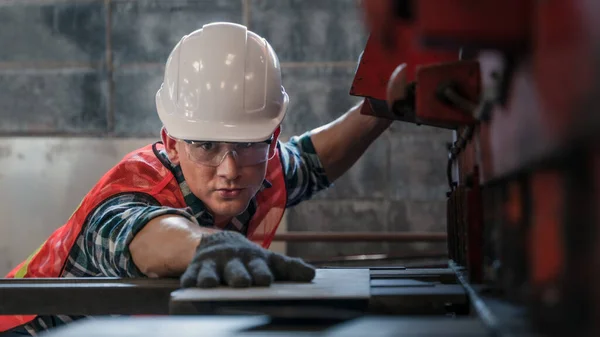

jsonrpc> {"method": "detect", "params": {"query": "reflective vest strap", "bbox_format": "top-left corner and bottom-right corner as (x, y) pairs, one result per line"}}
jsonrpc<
(0, 315), (36, 332)
(247, 149), (287, 248)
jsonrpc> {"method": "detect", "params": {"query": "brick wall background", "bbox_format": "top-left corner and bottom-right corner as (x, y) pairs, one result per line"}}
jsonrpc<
(0, 0), (451, 263)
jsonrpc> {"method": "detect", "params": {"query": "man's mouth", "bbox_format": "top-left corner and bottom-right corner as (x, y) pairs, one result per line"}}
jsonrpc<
(216, 188), (244, 198)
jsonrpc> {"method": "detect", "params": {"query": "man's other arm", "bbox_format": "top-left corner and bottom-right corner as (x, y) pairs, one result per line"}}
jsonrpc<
(279, 99), (391, 206)
(310, 99), (391, 183)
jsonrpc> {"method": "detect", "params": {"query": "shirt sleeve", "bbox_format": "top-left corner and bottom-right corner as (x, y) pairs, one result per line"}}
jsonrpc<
(278, 132), (332, 207)
(82, 193), (198, 277)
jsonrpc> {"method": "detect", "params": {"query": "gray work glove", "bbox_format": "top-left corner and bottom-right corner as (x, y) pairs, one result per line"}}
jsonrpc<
(181, 231), (316, 288)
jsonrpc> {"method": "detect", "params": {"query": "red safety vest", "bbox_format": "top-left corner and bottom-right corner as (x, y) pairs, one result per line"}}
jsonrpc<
(0, 142), (287, 332)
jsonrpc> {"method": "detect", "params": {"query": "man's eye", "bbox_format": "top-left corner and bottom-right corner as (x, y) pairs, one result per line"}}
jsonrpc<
(194, 142), (215, 151)
(237, 143), (254, 149)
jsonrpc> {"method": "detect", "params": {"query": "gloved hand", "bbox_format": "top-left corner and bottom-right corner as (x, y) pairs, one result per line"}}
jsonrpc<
(180, 231), (316, 288)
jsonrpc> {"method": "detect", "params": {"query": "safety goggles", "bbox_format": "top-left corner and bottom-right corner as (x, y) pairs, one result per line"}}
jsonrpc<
(181, 137), (275, 167)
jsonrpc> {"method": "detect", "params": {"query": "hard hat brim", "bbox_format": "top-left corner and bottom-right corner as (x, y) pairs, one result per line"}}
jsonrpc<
(157, 91), (288, 143)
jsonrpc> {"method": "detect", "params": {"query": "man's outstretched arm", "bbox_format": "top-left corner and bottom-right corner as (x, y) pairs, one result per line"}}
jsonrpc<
(81, 193), (219, 278)
(83, 194), (314, 286)
(129, 214), (219, 278)
(310, 99), (392, 182)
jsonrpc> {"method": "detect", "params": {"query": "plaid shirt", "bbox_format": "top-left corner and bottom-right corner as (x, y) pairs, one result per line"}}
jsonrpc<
(19, 132), (330, 335)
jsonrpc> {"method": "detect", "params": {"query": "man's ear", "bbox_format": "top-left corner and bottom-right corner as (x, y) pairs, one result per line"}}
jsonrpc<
(268, 126), (281, 158)
(160, 127), (181, 165)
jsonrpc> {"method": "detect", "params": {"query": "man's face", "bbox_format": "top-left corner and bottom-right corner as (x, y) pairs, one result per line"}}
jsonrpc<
(161, 129), (268, 223)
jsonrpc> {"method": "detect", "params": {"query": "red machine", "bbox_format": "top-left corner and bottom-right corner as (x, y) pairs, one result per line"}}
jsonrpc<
(353, 1), (600, 336)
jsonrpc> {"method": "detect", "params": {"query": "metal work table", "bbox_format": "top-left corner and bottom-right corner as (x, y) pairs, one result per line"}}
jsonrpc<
(0, 267), (468, 317)
(0, 266), (480, 336)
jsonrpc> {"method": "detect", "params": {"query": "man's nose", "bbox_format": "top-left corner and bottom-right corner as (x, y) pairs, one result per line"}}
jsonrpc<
(216, 152), (240, 180)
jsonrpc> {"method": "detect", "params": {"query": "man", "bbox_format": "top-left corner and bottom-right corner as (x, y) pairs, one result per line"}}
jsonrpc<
(0, 22), (391, 335)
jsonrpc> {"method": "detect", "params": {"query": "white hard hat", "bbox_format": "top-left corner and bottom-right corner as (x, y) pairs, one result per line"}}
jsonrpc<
(156, 22), (288, 143)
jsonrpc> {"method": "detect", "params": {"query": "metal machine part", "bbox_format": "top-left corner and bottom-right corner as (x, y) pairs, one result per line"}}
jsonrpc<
(351, 1), (600, 336)
(0, 278), (179, 315)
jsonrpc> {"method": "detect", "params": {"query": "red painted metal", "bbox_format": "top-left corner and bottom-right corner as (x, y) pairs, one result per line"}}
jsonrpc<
(528, 170), (566, 331)
(416, 0), (533, 50)
(416, 60), (480, 128)
(534, 0), (600, 143)
(358, 0), (399, 51)
(350, 24), (458, 102)
(502, 179), (529, 303)
(354, 1), (600, 331)
(531, 173), (562, 276)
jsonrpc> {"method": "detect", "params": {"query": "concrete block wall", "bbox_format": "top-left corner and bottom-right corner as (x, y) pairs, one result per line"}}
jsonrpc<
(0, 0), (451, 272)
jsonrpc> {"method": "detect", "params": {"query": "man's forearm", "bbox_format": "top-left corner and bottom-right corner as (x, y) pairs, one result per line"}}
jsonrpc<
(130, 215), (219, 278)
(309, 99), (392, 182)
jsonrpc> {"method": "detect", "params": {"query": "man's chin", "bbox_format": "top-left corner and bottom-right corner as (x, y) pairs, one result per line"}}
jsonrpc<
(212, 200), (249, 217)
